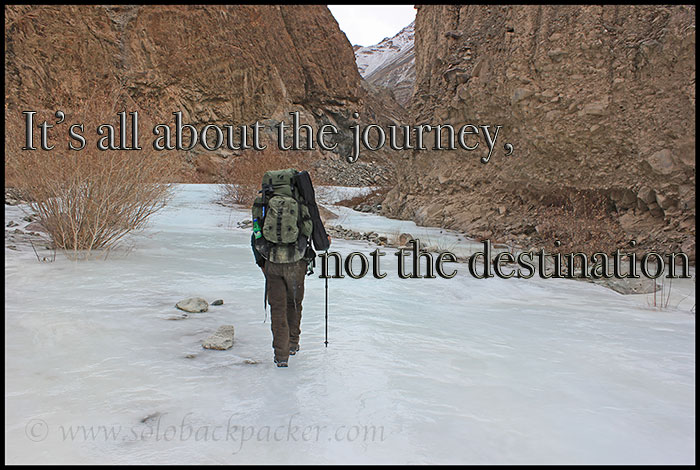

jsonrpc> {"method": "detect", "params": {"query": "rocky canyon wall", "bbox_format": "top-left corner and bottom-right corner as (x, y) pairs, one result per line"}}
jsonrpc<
(382, 5), (695, 261)
(5, 5), (405, 185)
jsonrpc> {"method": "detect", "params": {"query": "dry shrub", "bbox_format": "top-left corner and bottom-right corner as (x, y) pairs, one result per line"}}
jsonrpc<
(219, 151), (313, 206)
(535, 188), (625, 263)
(5, 86), (174, 257)
(335, 186), (391, 209)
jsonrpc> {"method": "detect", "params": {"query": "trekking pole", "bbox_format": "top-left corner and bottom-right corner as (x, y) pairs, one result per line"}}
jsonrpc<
(324, 251), (329, 347)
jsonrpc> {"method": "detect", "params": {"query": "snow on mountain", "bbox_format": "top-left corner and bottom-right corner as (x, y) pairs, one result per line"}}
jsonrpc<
(355, 21), (414, 77)
(354, 21), (415, 107)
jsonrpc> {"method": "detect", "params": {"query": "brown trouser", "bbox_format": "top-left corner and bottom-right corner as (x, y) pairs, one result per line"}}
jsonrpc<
(265, 259), (307, 361)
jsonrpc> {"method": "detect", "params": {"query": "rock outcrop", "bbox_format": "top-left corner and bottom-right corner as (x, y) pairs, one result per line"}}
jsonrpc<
(4, 5), (406, 185)
(354, 22), (416, 107)
(176, 297), (209, 313)
(382, 5), (695, 261)
(202, 325), (235, 350)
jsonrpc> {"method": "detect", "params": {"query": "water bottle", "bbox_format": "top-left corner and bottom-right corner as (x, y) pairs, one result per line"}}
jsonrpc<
(253, 218), (262, 239)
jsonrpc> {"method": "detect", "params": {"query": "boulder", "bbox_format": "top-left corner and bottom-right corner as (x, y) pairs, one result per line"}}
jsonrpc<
(655, 193), (676, 210)
(620, 190), (637, 207)
(398, 233), (414, 246)
(647, 202), (664, 218)
(512, 88), (534, 104)
(647, 149), (676, 175)
(637, 186), (656, 204)
(176, 297), (209, 313)
(202, 325), (235, 350)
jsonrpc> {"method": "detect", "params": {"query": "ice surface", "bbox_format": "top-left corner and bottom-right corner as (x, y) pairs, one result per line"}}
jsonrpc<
(4, 185), (695, 464)
(314, 185), (377, 205)
(315, 185), (489, 257)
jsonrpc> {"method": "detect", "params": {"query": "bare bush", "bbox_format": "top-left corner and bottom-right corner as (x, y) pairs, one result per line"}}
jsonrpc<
(647, 275), (673, 310)
(218, 151), (315, 206)
(5, 86), (174, 257)
(535, 189), (624, 264)
(335, 186), (390, 210)
(420, 233), (458, 254)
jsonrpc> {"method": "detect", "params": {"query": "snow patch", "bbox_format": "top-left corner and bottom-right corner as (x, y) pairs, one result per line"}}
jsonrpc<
(355, 22), (414, 79)
(5, 184), (696, 464)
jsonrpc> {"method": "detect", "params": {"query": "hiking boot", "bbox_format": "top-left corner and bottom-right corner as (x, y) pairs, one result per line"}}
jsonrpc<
(289, 344), (300, 356)
(274, 357), (288, 367)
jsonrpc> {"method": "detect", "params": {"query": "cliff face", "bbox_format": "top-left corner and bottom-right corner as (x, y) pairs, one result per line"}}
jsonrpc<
(383, 5), (695, 260)
(5, 5), (404, 184)
(354, 22), (415, 107)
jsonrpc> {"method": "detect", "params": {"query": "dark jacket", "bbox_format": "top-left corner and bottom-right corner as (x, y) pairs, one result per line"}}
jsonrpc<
(251, 234), (266, 268)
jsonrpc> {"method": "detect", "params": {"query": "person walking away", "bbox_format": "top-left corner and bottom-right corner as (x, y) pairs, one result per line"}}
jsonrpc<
(251, 169), (330, 367)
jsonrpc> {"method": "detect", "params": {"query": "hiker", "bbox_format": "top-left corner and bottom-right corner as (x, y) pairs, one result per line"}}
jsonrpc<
(251, 169), (331, 367)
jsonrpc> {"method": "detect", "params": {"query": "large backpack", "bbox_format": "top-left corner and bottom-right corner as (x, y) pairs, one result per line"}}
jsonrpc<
(252, 168), (330, 260)
(252, 169), (313, 258)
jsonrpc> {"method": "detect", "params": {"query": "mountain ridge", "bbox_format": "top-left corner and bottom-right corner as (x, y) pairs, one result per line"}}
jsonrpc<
(354, 21), (415, 107)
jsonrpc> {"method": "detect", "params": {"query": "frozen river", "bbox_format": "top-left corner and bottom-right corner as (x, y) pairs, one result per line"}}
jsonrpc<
(4, 184), (695, 464)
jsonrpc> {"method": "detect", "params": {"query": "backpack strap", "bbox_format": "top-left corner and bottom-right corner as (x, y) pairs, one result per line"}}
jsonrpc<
(276, 210), (283, 242)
